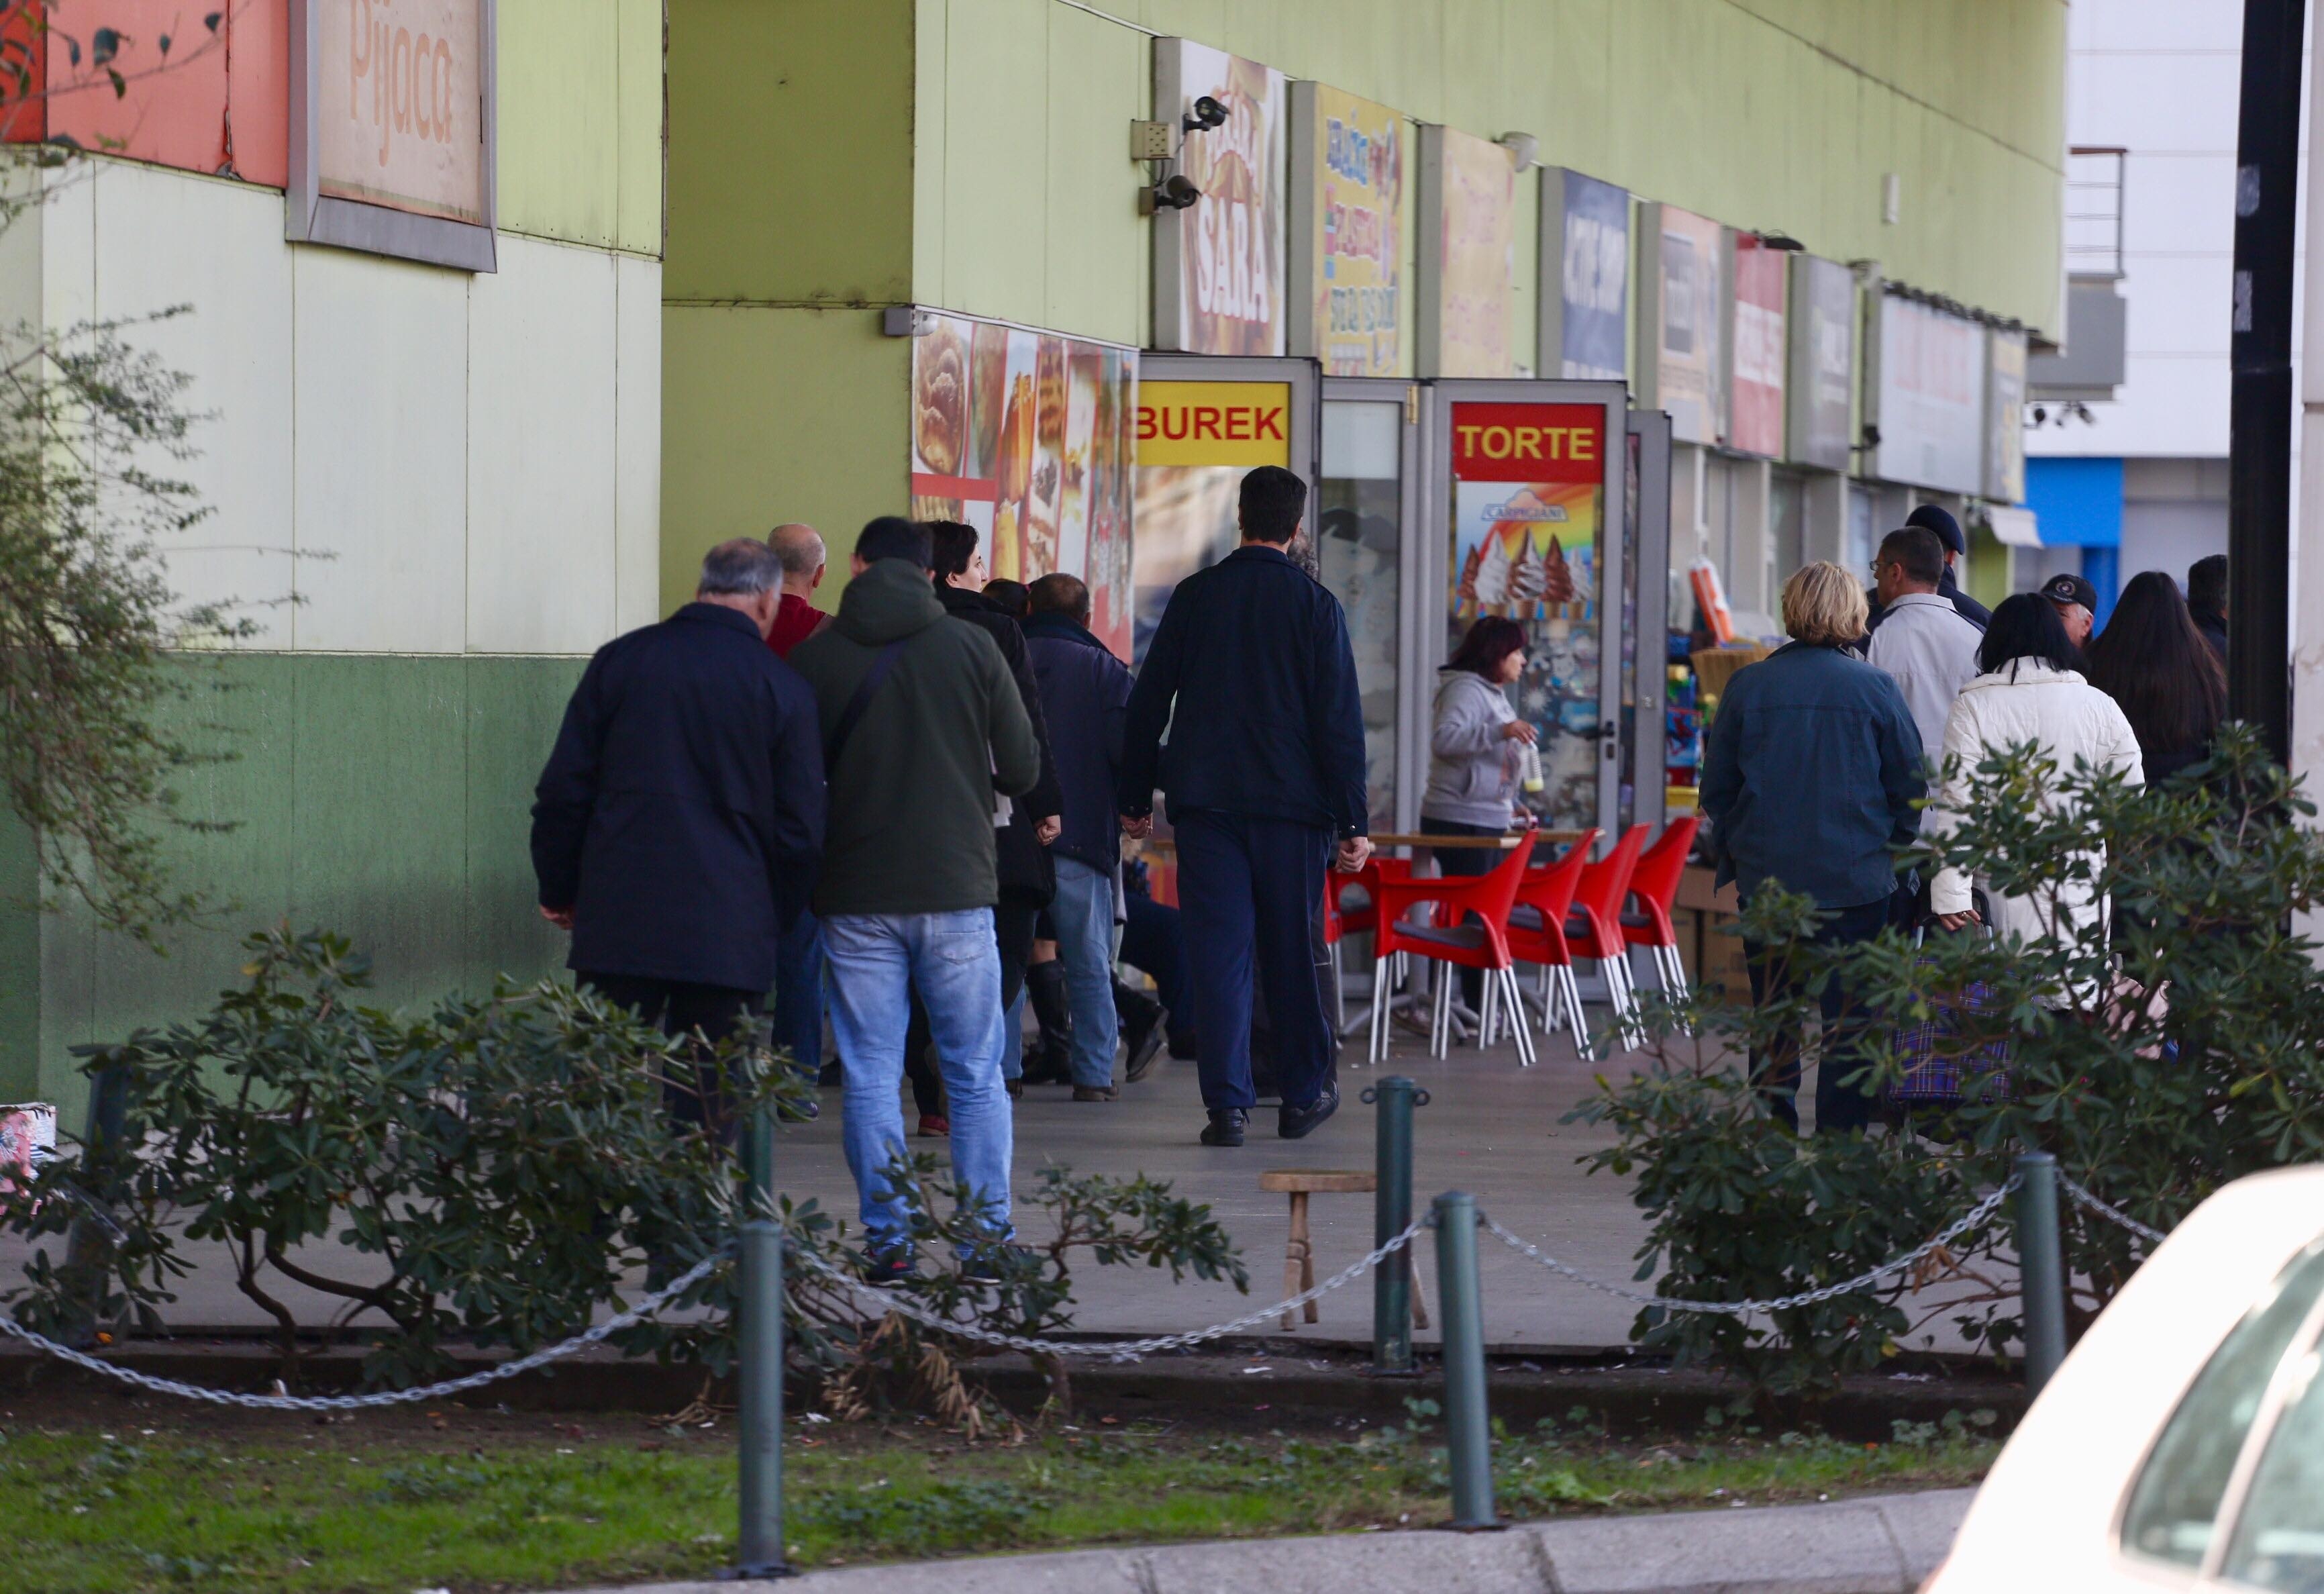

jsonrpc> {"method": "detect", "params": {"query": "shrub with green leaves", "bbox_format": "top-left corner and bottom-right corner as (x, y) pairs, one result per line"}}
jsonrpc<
(1571, 727), (2324, 1403)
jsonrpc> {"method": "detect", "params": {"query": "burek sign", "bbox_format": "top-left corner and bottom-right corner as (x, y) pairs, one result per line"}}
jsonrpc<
(1135, 381), (1292, 467)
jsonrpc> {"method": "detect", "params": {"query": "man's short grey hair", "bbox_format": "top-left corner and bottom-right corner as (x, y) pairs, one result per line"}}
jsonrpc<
(768, 522), (825, 578)
(697, 538), (785, 597)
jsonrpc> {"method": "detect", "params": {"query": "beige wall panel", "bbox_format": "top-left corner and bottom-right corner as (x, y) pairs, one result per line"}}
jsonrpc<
(939, 0), (1051, 328)
(39, 160), (95, 342)
(615, 0), (667, 257)
(497, 0), (623, 250)
(91, 163), (296, 647)
(614, 252), (664, 634)
(291, 250), (471, 653)
(466, 235), (620, 654)
(1041, 5), (1144, 345)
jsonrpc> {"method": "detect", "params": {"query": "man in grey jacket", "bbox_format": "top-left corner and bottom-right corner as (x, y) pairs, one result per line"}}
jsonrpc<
(1864, 526), (1982, 767)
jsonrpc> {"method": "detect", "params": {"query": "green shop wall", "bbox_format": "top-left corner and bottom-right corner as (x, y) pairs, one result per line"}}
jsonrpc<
(0, 653), (585, 1122)
(497, 0), (670, 258)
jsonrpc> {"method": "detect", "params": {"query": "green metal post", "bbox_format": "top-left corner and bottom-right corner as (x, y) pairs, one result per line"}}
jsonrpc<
(1364, 1077), (1426, 1374)
(2015, 1152), (2068, 1398)
(1433, 1191), (1497, 1529)
(734, 1103), (791, 1579)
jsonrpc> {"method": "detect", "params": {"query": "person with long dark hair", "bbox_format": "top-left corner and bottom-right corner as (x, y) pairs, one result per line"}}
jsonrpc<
(1419, 615), (1535, 1011)
(1924, 593), (2141, 975)
(2084, 570), (2227, 785)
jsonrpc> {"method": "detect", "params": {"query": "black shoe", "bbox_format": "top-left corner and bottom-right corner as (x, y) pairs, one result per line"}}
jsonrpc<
(1278, 1082), (1341, 1141)
(1026, 959), (1074, 1063)
(959, 1242), (1041, 1287)
(861, 1246), (915, 1287)
(1199, 1108), (1248, 1147)
(1122, 1001), (1170, 1084)
(816, 1058), (843, 1088)
(1072, 1084), (1118, 1101)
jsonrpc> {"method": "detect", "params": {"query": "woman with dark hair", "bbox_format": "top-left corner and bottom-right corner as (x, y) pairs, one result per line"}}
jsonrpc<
(1419, 616), (1535, 1011)
(2083, 570), (2226, 784)
(1924, 593), (2141, 973)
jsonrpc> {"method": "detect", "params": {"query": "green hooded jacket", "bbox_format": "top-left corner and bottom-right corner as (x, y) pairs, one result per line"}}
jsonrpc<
(789, 558), (1040, 916)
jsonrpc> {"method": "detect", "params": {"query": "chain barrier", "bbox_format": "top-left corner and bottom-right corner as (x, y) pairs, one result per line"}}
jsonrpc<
(0, 1248), (729, 1411)
(2058, 1175), (2169, 1246)
(1480, 1176), (2023, 1317)
(788, 1219), (1430, 1363)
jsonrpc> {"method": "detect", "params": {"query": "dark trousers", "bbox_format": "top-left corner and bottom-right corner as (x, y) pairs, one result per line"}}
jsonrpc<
(772, 911), (824, 1073)
(1174, 809), (1333, 1113)
(579, 972), (762, 1141)
(900, 897), (1040, 1115)
(1740, 897), (1888, 1134)
(1421, 815), (1502, 1009)
(1121, 891), (1191, 1040)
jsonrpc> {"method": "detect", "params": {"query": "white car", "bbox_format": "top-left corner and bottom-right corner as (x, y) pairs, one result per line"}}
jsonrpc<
(1926, 1166), (2324, 1593)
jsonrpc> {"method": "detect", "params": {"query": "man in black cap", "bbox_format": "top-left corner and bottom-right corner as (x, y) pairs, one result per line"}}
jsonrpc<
(1867, 504), (1991, 634)
(2040, 572), (2099, 653)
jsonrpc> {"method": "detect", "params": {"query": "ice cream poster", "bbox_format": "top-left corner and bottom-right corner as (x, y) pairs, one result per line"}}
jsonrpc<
(1448, 402), (1605, 624)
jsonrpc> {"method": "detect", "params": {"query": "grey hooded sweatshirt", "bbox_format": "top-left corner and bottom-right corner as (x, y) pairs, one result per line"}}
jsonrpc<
(1419, 667), (1520, 828)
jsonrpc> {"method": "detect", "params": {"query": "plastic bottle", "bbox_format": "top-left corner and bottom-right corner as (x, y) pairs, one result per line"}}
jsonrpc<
(1517, 734), (1544, 795)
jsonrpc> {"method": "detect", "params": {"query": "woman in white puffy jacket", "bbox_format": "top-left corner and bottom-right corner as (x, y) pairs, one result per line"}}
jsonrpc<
(1925, 593), (2143, 977)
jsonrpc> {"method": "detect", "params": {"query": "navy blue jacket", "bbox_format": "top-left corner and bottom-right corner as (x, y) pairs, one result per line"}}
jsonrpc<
(1118, 544), (1368, 838)
(1023, 611), (1133, 874)
(1698, 640), (1925, 909)
(532, 603), (825, 992)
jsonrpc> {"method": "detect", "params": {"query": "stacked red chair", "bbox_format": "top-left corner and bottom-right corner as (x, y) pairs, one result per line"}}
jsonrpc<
(1364, 830), (1539, 1066)
(1503, 828), (1601, 1062)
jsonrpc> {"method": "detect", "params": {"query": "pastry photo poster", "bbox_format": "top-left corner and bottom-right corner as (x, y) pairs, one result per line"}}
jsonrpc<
(908, 311), (1139, 658)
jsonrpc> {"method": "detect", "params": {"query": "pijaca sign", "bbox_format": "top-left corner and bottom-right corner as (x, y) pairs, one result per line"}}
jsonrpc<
(289, 0), (498, 272)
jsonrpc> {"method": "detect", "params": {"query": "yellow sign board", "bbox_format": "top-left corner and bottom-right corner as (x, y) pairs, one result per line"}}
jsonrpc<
(1134, 381), (1293, 467)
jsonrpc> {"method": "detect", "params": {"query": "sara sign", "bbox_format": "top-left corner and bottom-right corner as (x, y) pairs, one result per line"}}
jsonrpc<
(1154, 41), (1287, 356)
(1418, 126), (1517, 377)
(1727, 236), (1788, 459)
(1288, 83), (1404, 375)
(1872, 293), (1987, 495)
(289, 0), (497, 270)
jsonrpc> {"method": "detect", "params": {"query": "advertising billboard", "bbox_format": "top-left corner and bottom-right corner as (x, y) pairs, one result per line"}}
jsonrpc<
(1418, 125), (1516, 378)
(910, 313), (1139, 658)
(1786, 255), (1856, 471)
(1288, 83), (1404, 376)
(1153, 41), (1287, 356)
(1129, 379), (1293, 660)
(1872, 293), (1987, 495)
(1727, 236), (1788, 458)
(1986, 328), (2027, 504)
(1539, 168), (1629, 382)
(1640, 205), (1725, 445)
(289, 0), (496, 270)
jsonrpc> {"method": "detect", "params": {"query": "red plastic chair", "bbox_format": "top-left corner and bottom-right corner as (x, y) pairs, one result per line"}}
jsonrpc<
(1621, 816), (1701, 1001)
(1503, 828), (1601, 1060)
(1366, 830), (1539, 1065)
(1323, 858), (1415, 1039)
(1567, 824), (1650, 1050)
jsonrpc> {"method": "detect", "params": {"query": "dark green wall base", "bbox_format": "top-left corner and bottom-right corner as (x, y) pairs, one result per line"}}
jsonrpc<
(0, 652), (588, 1122)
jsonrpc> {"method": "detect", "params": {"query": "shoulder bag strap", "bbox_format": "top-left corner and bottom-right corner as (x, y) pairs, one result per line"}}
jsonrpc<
(825, 638), (909, 770)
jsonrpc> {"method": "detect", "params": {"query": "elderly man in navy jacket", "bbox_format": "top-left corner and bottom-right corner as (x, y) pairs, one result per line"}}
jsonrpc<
(532, 538), (826, 1136)
(1119, 467), (1370, 1147)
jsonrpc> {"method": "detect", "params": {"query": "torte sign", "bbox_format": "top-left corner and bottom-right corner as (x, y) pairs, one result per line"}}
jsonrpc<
(317, 0), (489, 225)
(1449, 401), (1605, 624)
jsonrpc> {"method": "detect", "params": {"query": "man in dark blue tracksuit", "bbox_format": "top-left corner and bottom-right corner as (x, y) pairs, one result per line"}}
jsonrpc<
(1117, 466), (1370, 1146)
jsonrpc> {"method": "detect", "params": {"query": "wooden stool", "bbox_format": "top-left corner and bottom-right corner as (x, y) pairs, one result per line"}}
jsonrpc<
(1258, 1169), (1430, 1333)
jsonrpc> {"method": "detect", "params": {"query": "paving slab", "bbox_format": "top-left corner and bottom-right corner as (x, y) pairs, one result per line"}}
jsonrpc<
(579, 1487), (1976, 1594)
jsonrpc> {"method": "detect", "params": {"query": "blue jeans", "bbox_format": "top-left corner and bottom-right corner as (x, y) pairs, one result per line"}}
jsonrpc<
(823, 909), (1014, 1251)
(772, 911), (824, 1073)
(1050, 858), (1121, 1088)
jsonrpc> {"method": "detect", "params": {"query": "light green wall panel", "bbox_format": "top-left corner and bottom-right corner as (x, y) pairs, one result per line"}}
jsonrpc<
(664, 0), (915, 305)
(660, 305), (909, 609)
(0, 654), (589, 1123)
(497, 0), (664, 256)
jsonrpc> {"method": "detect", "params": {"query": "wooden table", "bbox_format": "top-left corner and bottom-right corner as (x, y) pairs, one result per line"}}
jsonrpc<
(1368, 830), (1590, 850)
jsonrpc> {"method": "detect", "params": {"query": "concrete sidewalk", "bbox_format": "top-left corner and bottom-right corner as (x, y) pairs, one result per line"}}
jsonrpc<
(582, 1488), (1972, 1594)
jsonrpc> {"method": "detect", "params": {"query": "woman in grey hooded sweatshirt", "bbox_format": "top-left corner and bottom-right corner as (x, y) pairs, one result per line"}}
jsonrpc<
(1420, 616), (1536, 1008)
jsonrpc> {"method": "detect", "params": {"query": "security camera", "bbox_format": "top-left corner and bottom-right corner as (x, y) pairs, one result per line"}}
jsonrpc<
(1144, 174), (1201, 213)
(1182, 95), (1229, 133)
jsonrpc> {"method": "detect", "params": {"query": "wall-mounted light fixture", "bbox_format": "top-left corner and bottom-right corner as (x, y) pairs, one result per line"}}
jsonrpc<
(1755, 230), (1806, 252)
(1497, 131), (1538, 171)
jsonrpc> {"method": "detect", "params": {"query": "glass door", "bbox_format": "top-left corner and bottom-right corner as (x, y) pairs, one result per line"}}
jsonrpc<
(1319, 379), (1420, 832)
(1423, 380), (1631, 842)
(1626, 410), (1673, 836)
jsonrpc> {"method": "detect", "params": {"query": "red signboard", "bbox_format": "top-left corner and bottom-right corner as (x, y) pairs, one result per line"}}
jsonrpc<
(1449, 402), (1606, 483)
(1729, 237), (1788, 458)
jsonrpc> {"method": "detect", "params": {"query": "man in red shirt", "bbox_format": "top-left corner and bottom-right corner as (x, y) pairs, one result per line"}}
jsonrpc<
(766, 522), (832, 658)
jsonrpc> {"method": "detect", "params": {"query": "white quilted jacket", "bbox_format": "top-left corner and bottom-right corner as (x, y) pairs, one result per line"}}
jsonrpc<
(1925, 660), (2143, 961)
